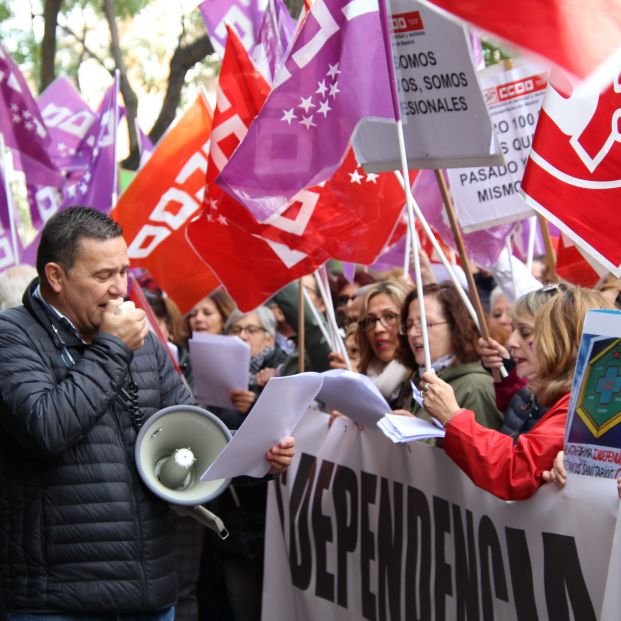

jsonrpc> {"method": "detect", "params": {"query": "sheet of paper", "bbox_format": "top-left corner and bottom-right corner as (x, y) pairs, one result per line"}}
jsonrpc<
(201, 372), (324, 480)
(377, 414), (446, 443)
(188, 332), (250, 408)
(318, 369), (391, 427)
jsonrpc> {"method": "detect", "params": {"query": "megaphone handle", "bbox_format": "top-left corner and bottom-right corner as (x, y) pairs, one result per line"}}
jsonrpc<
(171, 504), (229, 540)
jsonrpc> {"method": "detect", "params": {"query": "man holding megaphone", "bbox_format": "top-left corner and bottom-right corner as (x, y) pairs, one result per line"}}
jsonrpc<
(0, 207), (294, 621)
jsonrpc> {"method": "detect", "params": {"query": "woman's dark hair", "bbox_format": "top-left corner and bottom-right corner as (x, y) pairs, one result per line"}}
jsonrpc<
(398, 282), (481, 369)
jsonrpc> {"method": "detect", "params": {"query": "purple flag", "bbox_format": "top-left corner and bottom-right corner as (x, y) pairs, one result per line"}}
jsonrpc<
(217, 0), (399, 221)
(0, 44), (63, 230)
(38, 77), (96, 173)
(413, 169), (515, 269)
(60, 76), (120, 214)
(199, 0), (268, 56)
(250, 0), (296, 83)
(136, 124), (154, 168)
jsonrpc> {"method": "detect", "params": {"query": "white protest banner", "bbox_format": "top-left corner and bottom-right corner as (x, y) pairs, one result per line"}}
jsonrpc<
(564, 309), (621, 478)
(353, 0), (503, 172)
(446, 62), (548, 231)
(264, 411), (621, 620)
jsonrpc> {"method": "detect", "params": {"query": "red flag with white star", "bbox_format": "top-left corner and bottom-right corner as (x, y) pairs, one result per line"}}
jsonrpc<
(188, 25), (407, 309)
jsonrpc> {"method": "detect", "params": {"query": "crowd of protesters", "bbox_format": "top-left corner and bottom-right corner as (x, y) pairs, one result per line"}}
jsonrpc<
(1, 210), (620, 621)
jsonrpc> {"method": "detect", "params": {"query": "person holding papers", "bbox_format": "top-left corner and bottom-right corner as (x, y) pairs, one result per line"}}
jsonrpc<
(396, 283), (502, 431)
(206, 305), (287, 621)
(419, 287), (612, 500)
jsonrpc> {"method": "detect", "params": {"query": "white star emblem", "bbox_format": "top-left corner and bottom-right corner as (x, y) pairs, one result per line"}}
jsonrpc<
(22, 110), (31, 119)
(316, 80), (328, 97)
(217, 214), (228, 226)
(12, 113), (20, 123)
(206, 212), (214, 222)
(79, 182), (89, 194)
(281, 108), (297, 125)
(365, 173), (379, 184)
(9, 103), (19, 113)
(24, 121), (33, 131)
(57, 143), (67, 154)
(84, 172), (91, 182)
(329, 82), (341, 99)
(209, 198), (219, 211)
(349, 169), (364, 184)
(317, 100), (331, 118)
(327, 63), (341, 79)
(298, 96), (315, 113)
(67, 185), (77, 197)
(69, 148), (76, 156)
(299, 115), (317, 130)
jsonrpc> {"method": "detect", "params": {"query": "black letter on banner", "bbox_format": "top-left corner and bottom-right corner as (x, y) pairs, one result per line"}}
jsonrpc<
(478, 515), (509, 621)
(377, 479), (403, 621)
(361, 471), (378, 621)
(312, 459), (336, 603)
(274, 469), (287, 535)
(452, 505), (479, 620)
(289, 453), (317, 590)
(504, 528), (539, 621)
(405, 486), (431, 621)
(433, 496), (453, 620)
(333, 464), (359, 608)
(542, 533), (596, 621)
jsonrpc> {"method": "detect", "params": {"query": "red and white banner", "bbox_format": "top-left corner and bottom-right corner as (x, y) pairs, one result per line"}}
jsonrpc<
(264, 411), (621, 620)
(521, 75), (621, 276)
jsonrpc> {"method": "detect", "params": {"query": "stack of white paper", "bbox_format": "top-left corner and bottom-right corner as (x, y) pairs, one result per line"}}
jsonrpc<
(377, 414), (446, 443)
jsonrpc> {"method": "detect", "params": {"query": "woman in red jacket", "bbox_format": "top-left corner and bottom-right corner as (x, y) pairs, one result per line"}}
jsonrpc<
(419, 286), (612, 500)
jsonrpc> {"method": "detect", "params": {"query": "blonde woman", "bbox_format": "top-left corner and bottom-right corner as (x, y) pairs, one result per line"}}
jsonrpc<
(420, 287), (613, 500)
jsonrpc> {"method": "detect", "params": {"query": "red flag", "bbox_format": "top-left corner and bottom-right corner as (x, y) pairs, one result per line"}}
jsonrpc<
(521, 76), (621, 276)
(556, 235), (606, 288)
(426, 0), (621, 82)
(189, 25), (406, 310)
(111, 96), (220, 313)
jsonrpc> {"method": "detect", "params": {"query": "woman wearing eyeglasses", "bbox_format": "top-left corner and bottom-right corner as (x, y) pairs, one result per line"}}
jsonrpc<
(222, 306), (288, 424)
(396, 282), (502, 431)
(353, 280), (412, 407)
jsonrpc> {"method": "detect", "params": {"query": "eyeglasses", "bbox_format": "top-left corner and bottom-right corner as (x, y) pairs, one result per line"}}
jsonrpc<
(360, 312), (400, 332)
(399, 320), (448, 335)
(229, 324), (266, 336)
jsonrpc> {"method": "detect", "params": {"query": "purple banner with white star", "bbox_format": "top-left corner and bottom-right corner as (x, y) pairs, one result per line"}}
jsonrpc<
(217, 0), (400, 222)
(38, 77), (96, 173)
(0, 43), (63, 231)
(199, 0), (268, 57)
(60, 75), (120, 215)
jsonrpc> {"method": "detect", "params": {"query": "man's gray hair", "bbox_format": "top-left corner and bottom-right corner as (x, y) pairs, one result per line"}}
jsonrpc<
(225, 305), (277, 337)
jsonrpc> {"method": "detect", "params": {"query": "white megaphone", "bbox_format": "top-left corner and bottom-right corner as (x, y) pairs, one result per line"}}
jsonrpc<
(135, 404), (232, 539)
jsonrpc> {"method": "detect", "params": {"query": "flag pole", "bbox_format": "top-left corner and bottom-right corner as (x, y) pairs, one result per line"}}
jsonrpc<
(536, 214), (558, 282)
(0, 134), (19, 264)
(526, 215), (537, 272)
(394, 171), (479, 325)
(434, 169), (506, 379)
(297, 278), (305, 373)
(111, 69), (120, 209)
(314, 267), (352, 370)
(378, 0), (431, 373)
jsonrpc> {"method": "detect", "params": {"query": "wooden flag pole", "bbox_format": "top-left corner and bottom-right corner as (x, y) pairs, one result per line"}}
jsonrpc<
(434, 169), (506, 379)
(536, 214), (559, 282)
(297, 278), (305, 373)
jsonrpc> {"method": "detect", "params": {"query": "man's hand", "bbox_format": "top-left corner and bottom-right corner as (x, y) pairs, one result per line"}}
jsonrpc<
(230, 388), (256, 414)
(99, 298), (148, 351)
(266, 436), (295, 475)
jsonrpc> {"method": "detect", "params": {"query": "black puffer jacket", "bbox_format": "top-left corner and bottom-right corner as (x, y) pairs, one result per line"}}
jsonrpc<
(0, 281), (194, 613)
